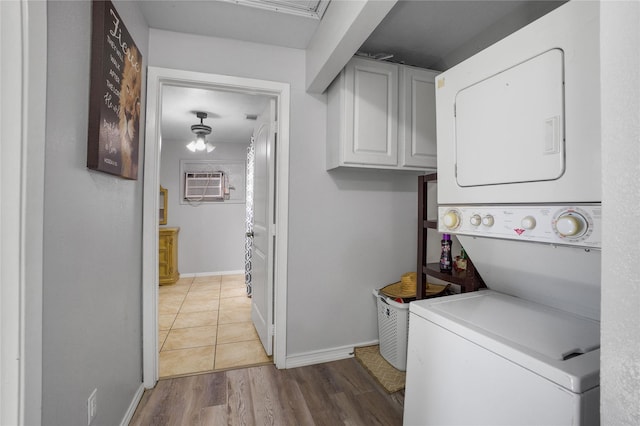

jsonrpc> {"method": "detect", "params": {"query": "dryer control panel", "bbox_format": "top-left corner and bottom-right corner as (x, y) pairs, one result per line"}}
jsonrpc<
(438, 204), (601, 248)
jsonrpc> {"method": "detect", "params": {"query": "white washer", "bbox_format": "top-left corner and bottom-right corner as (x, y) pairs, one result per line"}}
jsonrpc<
(403, 291), (600, 426)
(402, 204), (601, 425)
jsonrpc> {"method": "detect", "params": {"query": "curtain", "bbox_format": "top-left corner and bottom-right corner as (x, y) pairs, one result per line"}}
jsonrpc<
(244, 137), (255, 296)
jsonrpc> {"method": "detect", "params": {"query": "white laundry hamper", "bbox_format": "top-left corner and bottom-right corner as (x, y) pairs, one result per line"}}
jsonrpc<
(373, 290), (410, 371)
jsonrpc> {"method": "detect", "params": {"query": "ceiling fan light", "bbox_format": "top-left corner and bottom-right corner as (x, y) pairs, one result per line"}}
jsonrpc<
(187, 112), (215, 153)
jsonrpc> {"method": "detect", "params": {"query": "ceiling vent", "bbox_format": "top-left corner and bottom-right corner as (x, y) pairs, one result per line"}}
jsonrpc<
(224, 0), (330, 19)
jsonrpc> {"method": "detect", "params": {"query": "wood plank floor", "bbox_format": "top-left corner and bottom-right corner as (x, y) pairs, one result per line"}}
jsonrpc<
(130, 358), (404, 425)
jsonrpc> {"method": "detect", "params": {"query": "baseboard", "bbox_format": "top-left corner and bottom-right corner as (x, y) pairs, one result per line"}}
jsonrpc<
(180, 270), (245, 278)
(285, 340), (379, 369)
(356, 339), (379, 348)
(120, 383), (145, 426)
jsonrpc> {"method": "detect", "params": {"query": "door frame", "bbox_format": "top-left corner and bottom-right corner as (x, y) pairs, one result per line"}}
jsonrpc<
(142, 67), (290, 387)
(0, 1), (46, 424)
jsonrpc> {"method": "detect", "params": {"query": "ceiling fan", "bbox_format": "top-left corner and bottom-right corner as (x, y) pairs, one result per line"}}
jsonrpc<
(186, 112), (215, 153)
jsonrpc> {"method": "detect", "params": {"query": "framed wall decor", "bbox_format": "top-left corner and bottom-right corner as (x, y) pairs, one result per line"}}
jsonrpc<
(87, 0), (143, 179)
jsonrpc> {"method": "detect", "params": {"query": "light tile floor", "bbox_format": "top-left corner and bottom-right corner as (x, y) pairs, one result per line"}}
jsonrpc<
(158, 274), (271, 378)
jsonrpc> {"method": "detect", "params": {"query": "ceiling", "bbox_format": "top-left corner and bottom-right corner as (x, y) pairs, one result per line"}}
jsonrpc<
(161, 86), (271, 145)
(358, 1), (562, 70)
(141, 0), (563, 147)
(138, 0), (324, 50)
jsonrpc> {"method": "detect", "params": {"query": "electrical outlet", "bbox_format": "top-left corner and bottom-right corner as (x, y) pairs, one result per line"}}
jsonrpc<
(87, 388), (97, 425)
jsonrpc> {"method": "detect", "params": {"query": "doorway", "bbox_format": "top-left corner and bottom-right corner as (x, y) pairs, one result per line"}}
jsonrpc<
(156, 86), (273, 377)
(143, 67), (290, 388)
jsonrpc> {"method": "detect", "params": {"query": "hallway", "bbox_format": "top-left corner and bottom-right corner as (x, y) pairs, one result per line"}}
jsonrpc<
(159, 274), (271, 377)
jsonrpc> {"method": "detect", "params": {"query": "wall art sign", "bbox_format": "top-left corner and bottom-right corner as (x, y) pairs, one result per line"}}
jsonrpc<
(87, 0), (142, 179)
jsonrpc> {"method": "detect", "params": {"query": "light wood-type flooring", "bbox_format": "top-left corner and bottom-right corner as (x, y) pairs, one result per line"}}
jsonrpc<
(130, 358), (405, 425)
(159, 274), (270, 378)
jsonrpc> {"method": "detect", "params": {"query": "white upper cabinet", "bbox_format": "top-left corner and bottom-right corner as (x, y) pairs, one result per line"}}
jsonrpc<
(327, 57), (399, 168)
(326, 56), (439, 171)
(399, 66), (439, 169)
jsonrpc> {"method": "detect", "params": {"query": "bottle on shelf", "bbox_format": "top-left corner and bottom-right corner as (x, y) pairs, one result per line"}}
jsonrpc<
(439, 234), (453, 273)
(455, 247), (468, 272)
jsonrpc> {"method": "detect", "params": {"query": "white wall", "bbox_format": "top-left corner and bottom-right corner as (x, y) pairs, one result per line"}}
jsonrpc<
(160, 140), (248, 274)
(148, 29), (419, 357)
(42, 1), (148, 425)
(600, 2), (640, 424)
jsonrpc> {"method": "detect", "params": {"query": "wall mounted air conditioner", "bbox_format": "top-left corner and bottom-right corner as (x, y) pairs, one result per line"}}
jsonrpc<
(184, 171), (225, 201)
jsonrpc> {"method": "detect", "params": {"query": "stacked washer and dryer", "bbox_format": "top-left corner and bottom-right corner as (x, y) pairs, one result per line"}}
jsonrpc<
(404, 2), (602, 425)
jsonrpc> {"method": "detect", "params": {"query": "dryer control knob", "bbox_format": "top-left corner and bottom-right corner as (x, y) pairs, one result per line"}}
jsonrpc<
(521, 216), (536, 230)
(556, 213), (587, 237)
(470, 214), (481, 226)
(482, 215), (495, 227)
(442, 210), (460, 230)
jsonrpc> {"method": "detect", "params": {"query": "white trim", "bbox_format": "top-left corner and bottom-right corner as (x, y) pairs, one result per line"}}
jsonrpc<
(229, 0), (330, 19)
(119, 384), (145, 426)
(141, 66), (161, 388)
(143, 67), (290, 388)
(0, 1), (46, 424)
(284, 341), (380, 369)
(273, 84), (290, 370)
(1, 3), (23, 422)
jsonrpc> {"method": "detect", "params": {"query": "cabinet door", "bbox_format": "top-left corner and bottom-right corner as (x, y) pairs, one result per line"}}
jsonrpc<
(159, 228), (179, 285)
(343, 57), (398, 166)
(158, 233), (171, 281)
(399, 67), (438, 169)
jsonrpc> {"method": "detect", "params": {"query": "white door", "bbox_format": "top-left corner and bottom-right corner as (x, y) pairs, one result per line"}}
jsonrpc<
(251, 99), (276, 355)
